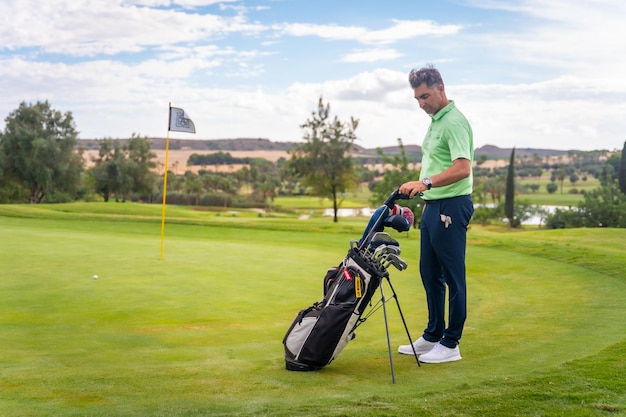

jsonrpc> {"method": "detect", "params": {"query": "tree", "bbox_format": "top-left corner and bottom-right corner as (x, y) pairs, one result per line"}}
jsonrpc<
(87, 139), (127, 202)
(183, 172), (203, 205)
(547, 181), (626, 229)
(244, 158), (281, 210)
(368, 138), (419, 225)
(87, 135), (157, 202)
(482, 175), (505, 204)
(0, 101), (83, 203)
(619, 141), (626, 194)
(556, 163), (567, 194)
(546, 182), (558, 194)
(288, 97), (358, 222)
(370, 138), (419, 206)
(545, 153), (626, 229)
(125, 135), (158, 201)
(505, 147), (516, 227)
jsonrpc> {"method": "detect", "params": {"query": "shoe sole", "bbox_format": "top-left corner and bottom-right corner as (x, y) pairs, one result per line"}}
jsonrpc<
(418, 355), (462, 363)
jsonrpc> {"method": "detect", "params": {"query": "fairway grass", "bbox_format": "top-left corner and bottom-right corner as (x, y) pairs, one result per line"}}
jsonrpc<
(1, 203), (625, 416)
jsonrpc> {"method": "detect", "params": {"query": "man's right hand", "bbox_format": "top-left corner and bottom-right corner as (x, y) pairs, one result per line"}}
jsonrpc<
(399, 181), (427, 198)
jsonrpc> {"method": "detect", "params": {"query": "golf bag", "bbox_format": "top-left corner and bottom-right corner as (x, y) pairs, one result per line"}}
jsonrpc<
(283, 190), (414, 372)
(283, 247), (388, 371)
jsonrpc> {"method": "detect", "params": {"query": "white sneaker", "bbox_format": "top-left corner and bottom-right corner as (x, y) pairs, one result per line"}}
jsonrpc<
(398, 336), (437, 355)
(418, 342), (462, 363)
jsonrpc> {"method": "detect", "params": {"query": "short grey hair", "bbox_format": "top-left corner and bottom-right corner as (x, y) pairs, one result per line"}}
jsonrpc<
(408, 64), (443, 89)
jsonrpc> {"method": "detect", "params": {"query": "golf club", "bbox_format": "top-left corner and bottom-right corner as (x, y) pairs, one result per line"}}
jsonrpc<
(382, 253), (407, 271)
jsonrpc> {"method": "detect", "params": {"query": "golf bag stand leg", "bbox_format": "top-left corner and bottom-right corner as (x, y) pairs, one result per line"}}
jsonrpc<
(384, 276), (421, 367)
(379, 281), (396, 384)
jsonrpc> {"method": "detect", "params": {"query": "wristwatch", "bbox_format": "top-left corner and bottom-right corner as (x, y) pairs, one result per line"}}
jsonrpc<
(422, 177), (432, 190)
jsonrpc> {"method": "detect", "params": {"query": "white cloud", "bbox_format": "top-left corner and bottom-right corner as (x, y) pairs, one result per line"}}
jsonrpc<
(367, 19), (462, 43)
(2, 53), (623, 151)
(276, 19), (462, 44)
(468, 0), (626, 79)
(127, 0), (235, 7)
(342, 48), (402, 63)
(453, 77), (626, 151)
(0, 0), (266, 56)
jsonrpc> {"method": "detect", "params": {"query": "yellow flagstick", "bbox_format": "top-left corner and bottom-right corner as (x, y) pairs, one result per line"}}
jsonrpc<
(159, 103), (196, 260)
(159, 103), (172, 260)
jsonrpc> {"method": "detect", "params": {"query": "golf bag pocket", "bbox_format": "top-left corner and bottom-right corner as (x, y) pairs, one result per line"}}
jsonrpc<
(297, 305), (354, 367)
(283, 302), (356, 371)
(327, 267), (364, 304)
(283, 305), (325, 371)
(323, 266), (341, 296)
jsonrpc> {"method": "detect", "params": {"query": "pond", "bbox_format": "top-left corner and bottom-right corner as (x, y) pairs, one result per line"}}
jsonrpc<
(323, 205), (565, 226)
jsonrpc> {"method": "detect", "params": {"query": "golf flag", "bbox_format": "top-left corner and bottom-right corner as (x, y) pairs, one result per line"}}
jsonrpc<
(169, 106), (196, 133)
(161, 103), (196, 260)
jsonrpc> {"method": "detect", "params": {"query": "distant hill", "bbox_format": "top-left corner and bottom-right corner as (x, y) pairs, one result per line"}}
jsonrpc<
(79, 137), (373, 153)
(77, 138), (572, 159)
(476, 145), (569, 159)
(78, 137), (296, 152)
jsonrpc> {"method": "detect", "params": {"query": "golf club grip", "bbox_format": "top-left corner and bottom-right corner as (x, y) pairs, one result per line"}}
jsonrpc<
(384, 189), (411, 208)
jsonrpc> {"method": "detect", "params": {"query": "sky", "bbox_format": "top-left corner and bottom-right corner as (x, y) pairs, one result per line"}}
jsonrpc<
(1, 0), (625, 152)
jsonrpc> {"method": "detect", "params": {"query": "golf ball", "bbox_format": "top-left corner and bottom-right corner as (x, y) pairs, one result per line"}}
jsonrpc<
(93, 275), (98, 279)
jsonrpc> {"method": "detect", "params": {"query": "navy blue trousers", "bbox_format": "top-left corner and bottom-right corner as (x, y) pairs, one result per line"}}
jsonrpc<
(419, 195), (473, 348)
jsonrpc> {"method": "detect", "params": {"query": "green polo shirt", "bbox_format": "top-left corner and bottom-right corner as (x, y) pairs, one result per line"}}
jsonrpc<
(420, 100), (473, 200)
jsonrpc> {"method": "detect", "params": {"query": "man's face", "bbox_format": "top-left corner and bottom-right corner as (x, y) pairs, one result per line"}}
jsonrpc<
(413, 83), (445, 115)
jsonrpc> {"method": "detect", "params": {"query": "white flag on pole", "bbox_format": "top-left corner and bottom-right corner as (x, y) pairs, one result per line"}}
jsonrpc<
(169, 106), (196, 133)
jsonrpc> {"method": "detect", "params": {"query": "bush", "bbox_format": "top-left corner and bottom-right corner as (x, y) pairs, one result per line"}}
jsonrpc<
(546, 182), (558, 194)
(42, 191), (74, 203)
(545, 208), (584, 229)
(578, 184), (626, 227)
(471, 205), (501, 226)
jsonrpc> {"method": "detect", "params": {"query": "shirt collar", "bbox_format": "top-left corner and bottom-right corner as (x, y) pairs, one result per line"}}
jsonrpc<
(431, 100), (455, 121)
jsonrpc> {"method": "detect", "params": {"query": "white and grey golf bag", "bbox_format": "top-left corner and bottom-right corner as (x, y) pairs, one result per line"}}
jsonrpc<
(282, 246), (388, 371)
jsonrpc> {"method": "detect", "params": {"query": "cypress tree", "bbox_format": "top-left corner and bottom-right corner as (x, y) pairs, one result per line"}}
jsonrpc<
(505, 147), (516, 227)
(619, 141), (626, 195)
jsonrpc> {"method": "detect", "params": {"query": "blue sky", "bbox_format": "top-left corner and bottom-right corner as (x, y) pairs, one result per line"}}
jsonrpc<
(1, 0), (625, 151)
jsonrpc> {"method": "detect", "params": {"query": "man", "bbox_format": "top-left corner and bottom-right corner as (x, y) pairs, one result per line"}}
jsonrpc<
(398, 65), (474, 363)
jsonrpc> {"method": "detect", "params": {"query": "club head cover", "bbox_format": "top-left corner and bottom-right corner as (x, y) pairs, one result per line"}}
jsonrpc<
(401, 206), (414, 227)
(384, 214), (410, 232)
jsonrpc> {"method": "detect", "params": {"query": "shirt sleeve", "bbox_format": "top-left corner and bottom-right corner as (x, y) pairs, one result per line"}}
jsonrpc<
(445, 120), (472, 161)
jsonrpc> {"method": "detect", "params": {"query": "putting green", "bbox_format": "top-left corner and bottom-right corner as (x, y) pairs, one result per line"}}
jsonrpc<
(0, 213), (624, 416)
